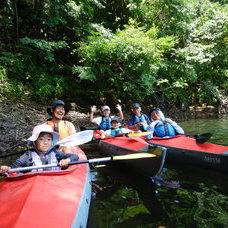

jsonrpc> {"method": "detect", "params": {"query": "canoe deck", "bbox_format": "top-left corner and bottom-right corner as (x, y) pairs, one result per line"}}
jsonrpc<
(146, 135), (228, 172)
(0, 147), (91, 228)
(99, 136), (166, 177)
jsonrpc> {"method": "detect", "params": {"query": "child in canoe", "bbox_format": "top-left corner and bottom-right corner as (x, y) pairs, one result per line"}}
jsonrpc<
(100, 117), (134, 138)
(0, 124), (78, 174)
(90, 104), (124, 130)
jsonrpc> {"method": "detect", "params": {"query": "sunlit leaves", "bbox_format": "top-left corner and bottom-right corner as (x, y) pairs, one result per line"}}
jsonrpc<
(0, 0), (227, 105)
(76, 24), (175, 102)
(20, 37), (68, 63)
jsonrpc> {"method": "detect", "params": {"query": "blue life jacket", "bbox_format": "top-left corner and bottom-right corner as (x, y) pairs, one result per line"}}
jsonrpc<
(132, 113), (150, 131)
(99, 117), (112, 130)
(154, 121), (177, 137)
(110, 128), (123, 136)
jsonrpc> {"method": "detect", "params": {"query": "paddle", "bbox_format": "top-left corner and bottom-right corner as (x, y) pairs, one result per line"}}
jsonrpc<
(56, 130), (151, 147)
(7, 153), (156, 173)
(183, 133), (212, 143)
(116, 132), (152, 137)
(56, 130), (94, 147)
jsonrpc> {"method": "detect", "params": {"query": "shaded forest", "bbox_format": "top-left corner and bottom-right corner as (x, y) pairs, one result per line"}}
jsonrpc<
(0, 0), (227, 111)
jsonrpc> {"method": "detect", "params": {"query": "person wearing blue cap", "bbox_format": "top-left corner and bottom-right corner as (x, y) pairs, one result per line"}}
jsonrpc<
(146, 108), (184, 139)
(128, 103), (151, 131)
(45, 100), (76, 153)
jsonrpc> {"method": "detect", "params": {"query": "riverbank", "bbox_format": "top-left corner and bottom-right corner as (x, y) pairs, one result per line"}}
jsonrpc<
(0, 101), (90, 158)
(0, 100), (225, 158)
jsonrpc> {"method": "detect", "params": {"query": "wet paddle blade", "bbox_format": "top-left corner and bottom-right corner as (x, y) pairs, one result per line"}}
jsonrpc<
(194, 133), (212, 143)
(56, 130), (94, 146)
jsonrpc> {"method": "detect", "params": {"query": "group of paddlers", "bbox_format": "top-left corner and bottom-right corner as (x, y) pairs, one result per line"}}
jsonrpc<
(90, 102), (184, 138)
(0, 100), (184, 174)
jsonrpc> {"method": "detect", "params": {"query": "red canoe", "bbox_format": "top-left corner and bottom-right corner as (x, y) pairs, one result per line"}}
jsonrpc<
(99, 136), (166, 177)
(145, 135), (228, 172)
(0, 147), (91, 228)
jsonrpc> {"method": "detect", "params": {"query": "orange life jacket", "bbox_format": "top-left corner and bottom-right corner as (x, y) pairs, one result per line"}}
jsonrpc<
(46, 120), (70, 140)
(45, 120), (76, 153)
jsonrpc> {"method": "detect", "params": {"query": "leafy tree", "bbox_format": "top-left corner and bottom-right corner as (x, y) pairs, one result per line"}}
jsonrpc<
(74, 23), (176, 104)
(0, 0), (227, 109)
(128, 0), (228, 107)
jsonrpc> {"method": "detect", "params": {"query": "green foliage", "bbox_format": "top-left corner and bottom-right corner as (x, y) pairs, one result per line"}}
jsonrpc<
(0, 0), (227, 107)
(128, 0), (228, 106)
(158, 184), (228, 227)
(95, 186), (150, 227)
(0, 65), (24, 100)
(20, 38), (68, 62)
(75, 24), (176, 103)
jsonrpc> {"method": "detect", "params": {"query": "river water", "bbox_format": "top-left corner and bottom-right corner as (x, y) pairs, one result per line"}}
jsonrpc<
(87, 115), (228, 228)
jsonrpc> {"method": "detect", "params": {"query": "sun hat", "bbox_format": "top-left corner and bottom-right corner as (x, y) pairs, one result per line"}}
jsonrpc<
(101, 105), (110, 112)
(110, 117), (121, 123)
(132, 103), (141, 108)
(47, 100), (69, 116)
(27, 124), (59, 146)
(149, 108), (161, 114)
(149, 108), (165, 121)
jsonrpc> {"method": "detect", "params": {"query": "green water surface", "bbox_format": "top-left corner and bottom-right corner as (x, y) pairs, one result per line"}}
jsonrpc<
(88, 115), (228, 228)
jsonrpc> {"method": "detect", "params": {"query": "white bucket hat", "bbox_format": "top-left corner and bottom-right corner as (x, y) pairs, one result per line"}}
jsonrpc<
(27, 124), (59, 146)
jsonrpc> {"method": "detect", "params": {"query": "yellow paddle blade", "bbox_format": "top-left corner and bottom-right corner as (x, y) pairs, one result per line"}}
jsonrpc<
(128, 132), (151, 137)
(113, 153), (156, 160)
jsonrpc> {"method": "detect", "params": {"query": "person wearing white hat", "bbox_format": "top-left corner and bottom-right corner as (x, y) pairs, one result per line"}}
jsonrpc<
(146, 108), (184, 139)
(0, 124), (78, 174)
(90, 104), (124, 130)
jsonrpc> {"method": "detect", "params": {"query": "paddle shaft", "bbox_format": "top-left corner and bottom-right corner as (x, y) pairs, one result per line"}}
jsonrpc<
(56, 130), (151, 147)
(95, 131), (151, 140)
(8, 153), (155, 173)
(8, 157), (113, 173)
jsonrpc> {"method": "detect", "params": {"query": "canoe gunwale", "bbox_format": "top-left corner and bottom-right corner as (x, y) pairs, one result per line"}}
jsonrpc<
(5, 166), (78, 181)
(99, 138), (166, 177)
(147, 141), (228, 172)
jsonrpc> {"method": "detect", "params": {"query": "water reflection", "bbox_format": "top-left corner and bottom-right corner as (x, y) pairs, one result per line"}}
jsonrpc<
(87, 116), (228, 228)
(179, 115), (228, 146)
(89, 162), (228, 227)
(90, 164), (167, 228)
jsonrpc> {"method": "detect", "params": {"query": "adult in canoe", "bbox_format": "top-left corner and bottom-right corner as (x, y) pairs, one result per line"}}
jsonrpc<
(0, 124), (78, 174)
(128, 103), (151, 132)
(90, 104), (124, 130)
(146, 108), (184, 139)
(45, 100), (76, 153)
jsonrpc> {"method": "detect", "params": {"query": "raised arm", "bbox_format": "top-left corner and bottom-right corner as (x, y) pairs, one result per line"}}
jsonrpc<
(90, 105), (97, 123)
(116, 104), (124, 120)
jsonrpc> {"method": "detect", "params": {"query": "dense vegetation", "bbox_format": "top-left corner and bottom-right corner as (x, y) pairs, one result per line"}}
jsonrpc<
(0, 0), (227, 109)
